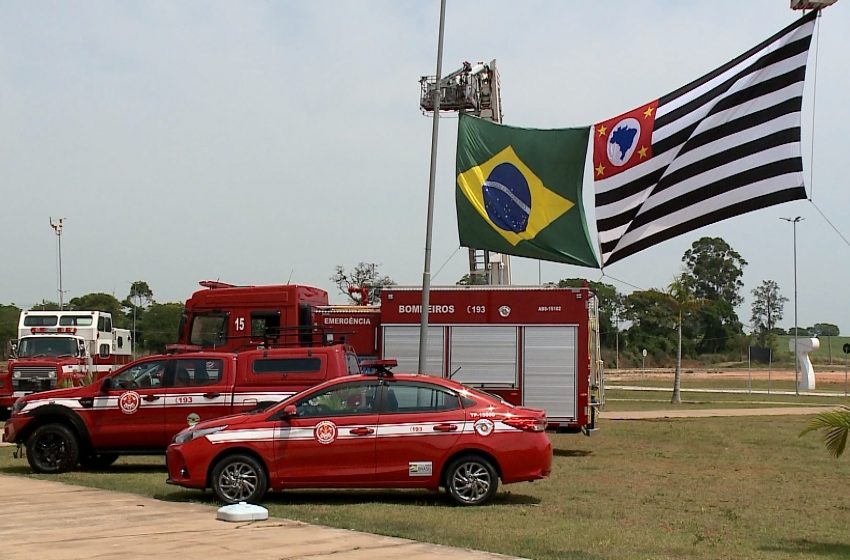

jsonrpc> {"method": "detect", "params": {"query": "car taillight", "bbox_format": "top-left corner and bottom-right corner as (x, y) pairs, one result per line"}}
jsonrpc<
(502, 417), (547, 432)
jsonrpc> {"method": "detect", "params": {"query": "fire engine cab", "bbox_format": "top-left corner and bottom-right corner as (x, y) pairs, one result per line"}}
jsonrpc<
(1, 310), (132, 413)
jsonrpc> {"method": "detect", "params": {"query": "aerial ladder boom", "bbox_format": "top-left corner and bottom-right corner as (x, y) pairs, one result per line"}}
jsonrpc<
(419, 60), (510, 285)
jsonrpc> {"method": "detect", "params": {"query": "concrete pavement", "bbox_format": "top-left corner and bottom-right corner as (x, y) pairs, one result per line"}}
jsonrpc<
(0, 474), (525, 560)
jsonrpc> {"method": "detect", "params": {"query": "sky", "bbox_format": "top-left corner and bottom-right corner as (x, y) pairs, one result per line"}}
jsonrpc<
(1, 1), (848, 333)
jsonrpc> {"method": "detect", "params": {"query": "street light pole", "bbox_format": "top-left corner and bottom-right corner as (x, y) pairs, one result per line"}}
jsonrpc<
(417, 0), (446, 374)
(781, 216), (803, 396)
(50, 217), (65, 310)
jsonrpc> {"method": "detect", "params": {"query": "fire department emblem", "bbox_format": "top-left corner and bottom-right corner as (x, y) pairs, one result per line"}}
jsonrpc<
(314, 421), (337, 445)
(118, 391), (141, 415)
(187, 413), (200, 426)
(474, 418), (495, 437)
(498, 305), (511, 318)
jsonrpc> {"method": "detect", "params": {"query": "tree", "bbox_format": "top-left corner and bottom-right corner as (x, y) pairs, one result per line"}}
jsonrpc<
(138, 303), (183, 353)
(557, 278), (623, 349)
(800, 406), (850, 458)
(681, 237), (747, 353)
(664, 277), (708, 404)
(0, 304), (22, 358)
(456, 273), (488, 286)
(331, 263), (395, 305)
(750, 280), (788, 348)
(811, 323), (840, 337)
(68, 293), (127, 327)
(124, 281), (154, 351)
(621, 289), (678, 362)
(681, 237), (748, 304)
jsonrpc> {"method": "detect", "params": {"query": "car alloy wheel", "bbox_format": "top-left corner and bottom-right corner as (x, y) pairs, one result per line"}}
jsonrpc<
(212, 454), (268, 504)
(26, 423), (80, 474)
(446, 456), (498, 506)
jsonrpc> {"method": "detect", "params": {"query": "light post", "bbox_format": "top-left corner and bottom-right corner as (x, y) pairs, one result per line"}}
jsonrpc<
(50, 217), (65, 310)
(780, 216), (803, 396)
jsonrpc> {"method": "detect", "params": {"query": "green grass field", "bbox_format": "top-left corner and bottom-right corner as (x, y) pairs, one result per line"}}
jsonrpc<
(2, 407), (849, 559)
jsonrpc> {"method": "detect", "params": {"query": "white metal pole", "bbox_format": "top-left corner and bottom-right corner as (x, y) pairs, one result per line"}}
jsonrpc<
(418, 0), (446, 374)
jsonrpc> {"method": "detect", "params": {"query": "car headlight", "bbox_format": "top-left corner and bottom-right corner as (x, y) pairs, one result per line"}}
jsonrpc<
(12, 371), (21, 379)
(11, 398), (27, 416)
(48, 371), (57, 379)
(173, 425), (227, 444)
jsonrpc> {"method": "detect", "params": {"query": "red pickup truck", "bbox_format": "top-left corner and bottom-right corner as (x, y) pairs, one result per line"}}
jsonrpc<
(3, 344), (360, 473)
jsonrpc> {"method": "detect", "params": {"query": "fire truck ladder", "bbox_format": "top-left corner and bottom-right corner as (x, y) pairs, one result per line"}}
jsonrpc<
(420, 59), (510, 286)
(586, 293), (604, 435)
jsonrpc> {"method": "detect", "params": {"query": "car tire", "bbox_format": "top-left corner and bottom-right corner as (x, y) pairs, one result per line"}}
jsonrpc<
(26, 423), (80, 474)
(79, 453), (120, 470)
(211, 454), (269, 504)
(445, 455), (499, 506)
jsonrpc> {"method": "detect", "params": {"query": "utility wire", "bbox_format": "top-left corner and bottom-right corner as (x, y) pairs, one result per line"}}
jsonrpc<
(809, 199), (850, 250)
(808, 10), (821, 201)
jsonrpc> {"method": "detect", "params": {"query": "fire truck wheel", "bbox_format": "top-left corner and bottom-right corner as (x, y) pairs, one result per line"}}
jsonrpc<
(211, 454), (268, 504)
(444, 455), (499, 506)
(79, 453), (120, 470)
(26, 423), (80, 474)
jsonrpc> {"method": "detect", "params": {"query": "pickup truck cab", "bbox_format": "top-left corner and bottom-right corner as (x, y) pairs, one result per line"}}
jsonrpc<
(3, 344), (360, 473)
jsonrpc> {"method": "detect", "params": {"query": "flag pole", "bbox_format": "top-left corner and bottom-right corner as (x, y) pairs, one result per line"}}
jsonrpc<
(418, 0), (446, 374)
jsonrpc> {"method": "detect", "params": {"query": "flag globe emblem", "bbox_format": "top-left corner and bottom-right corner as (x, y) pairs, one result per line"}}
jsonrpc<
(607, 117), (641, 166)
(483, 163), (531, 233)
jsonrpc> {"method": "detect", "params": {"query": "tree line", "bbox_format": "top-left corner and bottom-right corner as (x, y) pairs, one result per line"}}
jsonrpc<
(1, 281), (183, 356)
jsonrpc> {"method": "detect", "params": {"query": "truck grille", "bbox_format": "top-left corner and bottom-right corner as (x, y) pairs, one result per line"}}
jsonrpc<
(11, 366), (58, 392)
(13, 378), (55, 392)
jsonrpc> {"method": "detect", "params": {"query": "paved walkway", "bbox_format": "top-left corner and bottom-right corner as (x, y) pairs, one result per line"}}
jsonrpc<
(0, 474), (525, 560)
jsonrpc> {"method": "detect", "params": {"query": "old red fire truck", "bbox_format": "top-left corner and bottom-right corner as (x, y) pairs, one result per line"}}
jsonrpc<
(1, 310), (132, 414)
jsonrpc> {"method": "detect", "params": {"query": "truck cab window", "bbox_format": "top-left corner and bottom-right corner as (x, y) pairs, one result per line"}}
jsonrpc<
(17, 336), (79, 358)
(251, 311), (281, 339)
(189, 313), (228, 348)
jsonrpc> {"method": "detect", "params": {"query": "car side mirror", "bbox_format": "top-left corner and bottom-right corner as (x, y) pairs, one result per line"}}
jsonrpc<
(281, 404), (297, 419)
(100, 377), (113, 394)
(8, 340), (17, 359)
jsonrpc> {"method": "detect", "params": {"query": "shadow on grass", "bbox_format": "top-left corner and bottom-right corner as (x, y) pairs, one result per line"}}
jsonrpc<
(761, 539), (850, 558)
(156, 488), (541, 507)
(553, 448), (592, 458)
(0, 463), (166, 476)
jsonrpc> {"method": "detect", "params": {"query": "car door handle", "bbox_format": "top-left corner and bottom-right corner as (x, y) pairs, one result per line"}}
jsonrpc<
(143, 394), (160, 402)
(349, 427), (375, 436)
(203, 392), (221, 399)
(433, 423), (458, 432)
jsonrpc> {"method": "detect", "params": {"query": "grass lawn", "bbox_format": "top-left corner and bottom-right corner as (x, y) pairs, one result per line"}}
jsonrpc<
(2, 412), (849, 560)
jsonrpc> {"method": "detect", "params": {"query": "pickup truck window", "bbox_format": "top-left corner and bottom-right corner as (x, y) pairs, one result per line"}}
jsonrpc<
(173, 359), (223, 387)
(189, 313), (228, 347)
(115, 359), (169, 389)
(253, 357), (322, 374)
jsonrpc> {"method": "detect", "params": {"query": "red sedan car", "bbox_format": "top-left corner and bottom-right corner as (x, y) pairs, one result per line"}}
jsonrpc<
(166, 370), (552, 506)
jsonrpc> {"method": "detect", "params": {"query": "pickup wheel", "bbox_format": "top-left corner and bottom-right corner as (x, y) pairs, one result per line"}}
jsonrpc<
(211, 454), (268, 504)
(26, 423), (80, 474)
(444, 455), (499, 506)
(79, 453), (120, 470)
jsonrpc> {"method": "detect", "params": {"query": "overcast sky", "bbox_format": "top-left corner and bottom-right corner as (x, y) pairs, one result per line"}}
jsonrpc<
(2, 1), (848, 333)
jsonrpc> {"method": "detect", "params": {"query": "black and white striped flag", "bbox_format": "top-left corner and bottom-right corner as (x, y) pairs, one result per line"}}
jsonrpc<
(592, 10), (817, 267)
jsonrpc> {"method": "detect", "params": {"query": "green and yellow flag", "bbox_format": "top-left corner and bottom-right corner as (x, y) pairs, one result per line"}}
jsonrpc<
(456, 114), (598, 268)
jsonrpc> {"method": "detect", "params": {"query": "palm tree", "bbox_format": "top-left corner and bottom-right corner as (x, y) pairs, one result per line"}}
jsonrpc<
(800, 406), (850, 457)
(664, 276), (707, 404)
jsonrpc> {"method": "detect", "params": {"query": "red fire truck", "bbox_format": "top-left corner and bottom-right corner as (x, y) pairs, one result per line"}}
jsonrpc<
(365, 286), (601, 433)
(1, 310), (132, 414)
(176, 282), (603, 434)
(173, 280), (330, 352)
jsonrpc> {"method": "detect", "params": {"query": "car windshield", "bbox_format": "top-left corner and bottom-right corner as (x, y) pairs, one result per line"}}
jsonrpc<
(16, 336), (79, 358)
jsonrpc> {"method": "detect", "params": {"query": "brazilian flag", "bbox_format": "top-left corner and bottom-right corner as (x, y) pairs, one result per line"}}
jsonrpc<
(456, 114), (598, 268)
